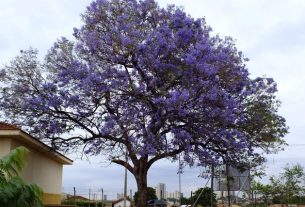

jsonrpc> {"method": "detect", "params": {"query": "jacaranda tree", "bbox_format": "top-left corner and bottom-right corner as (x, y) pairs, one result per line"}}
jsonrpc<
(0, 0), (287, 206)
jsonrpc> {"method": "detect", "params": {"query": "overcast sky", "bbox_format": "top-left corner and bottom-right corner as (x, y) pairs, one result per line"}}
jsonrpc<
(1, 0), (305, 200)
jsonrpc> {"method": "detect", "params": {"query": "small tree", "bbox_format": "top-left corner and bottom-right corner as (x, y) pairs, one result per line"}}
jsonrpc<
(193, 187), (216, 207)
(0, 146), (43, 207)
(253, 164), (305, 205)
(180, 196), (191, 205)
(254, 181), (272, 206)
(280, 164), (305, 204)
(0, 0), (287, 206)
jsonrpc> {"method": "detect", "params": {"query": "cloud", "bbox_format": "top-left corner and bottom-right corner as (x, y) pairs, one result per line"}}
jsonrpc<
(0, 0), (89, 63)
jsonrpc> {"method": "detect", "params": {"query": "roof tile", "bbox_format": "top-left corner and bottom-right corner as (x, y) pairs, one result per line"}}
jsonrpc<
(0, 122), (20, 130)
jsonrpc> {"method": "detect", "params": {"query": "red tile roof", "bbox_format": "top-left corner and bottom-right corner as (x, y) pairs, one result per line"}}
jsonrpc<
(74, 195), (89, 201)
(0, 122), (73, 164)
(112, 197), (131, 204)
(0, 122), (20, 130)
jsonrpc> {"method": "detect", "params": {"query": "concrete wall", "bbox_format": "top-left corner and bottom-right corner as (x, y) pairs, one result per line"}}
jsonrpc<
(11, 139), (63, 193)
(113, 200), (131, 207)
(0, 138), (64, 204)
(0, 138), (12, 158)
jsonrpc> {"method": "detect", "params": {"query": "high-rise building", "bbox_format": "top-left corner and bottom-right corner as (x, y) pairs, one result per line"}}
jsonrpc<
(167, 191), (183, 200)
(155, 183), (166, 200)
(117, 193), (124, 199)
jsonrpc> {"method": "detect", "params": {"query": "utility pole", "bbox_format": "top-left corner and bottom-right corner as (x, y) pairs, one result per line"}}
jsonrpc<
(89, 188), (91, 207)
(101, 188), (104, 207)
(178, 154), (182, 205)
(95, 193), (97, 207)
(191, 191), (194, 206)
(211, 164), (214, 207)
(130, 189), (133, 202)
(226, 165), (231, 207)
(254, 190), (257, 207)
(123, 153), (128, 207)
(73, 187), (76, 206)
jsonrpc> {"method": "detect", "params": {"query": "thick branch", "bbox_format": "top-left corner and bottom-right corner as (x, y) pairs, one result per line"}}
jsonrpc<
(112, 159), (134, 175)
(147, 148), (184, 169)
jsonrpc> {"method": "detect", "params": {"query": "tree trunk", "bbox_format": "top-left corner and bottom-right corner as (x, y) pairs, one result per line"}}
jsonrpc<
(112, 154), (151, 207)
(135, 176), (148, 207)
(134, 159), (148, 207)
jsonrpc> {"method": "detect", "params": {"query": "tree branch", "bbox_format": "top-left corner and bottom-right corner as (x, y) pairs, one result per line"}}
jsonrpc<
(147, 148), (184, 169)
(112, 159), (134, 175)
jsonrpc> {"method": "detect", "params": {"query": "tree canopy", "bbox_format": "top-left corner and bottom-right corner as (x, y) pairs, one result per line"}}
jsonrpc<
(0, 0), (287, 206)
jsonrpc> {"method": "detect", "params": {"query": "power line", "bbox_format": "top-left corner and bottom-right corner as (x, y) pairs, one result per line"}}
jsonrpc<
(287, 144), (305, 146)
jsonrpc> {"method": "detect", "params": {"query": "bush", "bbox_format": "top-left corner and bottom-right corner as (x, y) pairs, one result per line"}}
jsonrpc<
(62, 199), (106, 207)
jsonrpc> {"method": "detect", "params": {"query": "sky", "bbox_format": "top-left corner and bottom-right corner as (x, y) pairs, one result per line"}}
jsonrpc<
(1, 0), (305, 200)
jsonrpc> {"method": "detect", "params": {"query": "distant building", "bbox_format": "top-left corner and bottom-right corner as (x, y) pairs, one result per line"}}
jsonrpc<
(215, 191), (222, 199)
(0, 122), (73, 205)
(117, 193), (124, 199)
(104, 195), (107, 201)
(167, 191), (183, 200)
(220, 191), (235, 198)
(155, 183), (166, 200)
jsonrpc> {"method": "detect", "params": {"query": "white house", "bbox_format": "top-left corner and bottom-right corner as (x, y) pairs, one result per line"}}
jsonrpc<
(112, 198), (131, 207)
(0, 122), (73, 205)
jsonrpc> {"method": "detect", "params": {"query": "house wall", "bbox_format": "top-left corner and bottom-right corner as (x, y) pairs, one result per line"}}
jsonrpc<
(0, 138), (12, 158)
(113, 200), (131, 207)
(9, 139), (63, 205)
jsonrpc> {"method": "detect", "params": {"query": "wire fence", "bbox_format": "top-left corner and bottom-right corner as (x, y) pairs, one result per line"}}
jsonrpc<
(62, 187), (134, 201)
